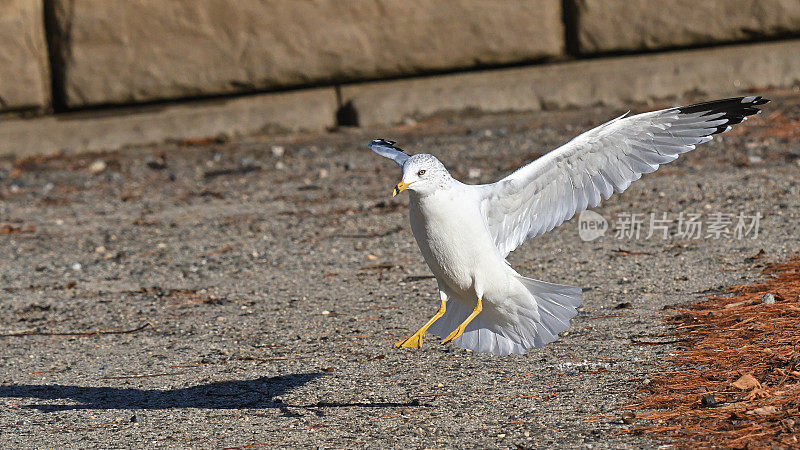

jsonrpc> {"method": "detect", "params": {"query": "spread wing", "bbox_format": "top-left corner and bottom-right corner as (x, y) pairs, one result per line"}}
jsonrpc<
(479, 96), (769, 258)
(369, 139), (409, 167)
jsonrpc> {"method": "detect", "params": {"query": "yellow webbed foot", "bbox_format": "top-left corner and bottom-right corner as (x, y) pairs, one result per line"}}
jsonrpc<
(394, 299), (447, 350)
(395, 331), (424, 349)
(441, 325), (465, 344)
(441, 298), (482, 345)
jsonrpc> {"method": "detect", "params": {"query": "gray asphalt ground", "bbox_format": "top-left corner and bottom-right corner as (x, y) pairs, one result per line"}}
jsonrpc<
(1, 92), (799, 449)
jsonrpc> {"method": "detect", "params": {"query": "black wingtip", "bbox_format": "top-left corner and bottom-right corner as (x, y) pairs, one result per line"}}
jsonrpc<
(677, 96), (770, 135)
(369, 138), (406, 153)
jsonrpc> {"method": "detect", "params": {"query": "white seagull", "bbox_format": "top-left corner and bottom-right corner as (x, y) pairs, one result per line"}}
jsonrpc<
(370, 96), (769, 356)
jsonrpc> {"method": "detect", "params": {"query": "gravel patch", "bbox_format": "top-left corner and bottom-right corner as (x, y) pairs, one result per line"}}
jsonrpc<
(1, 93), (798, 448)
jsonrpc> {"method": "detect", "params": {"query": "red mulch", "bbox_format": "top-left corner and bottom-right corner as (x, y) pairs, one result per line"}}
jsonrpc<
(629, 256), (800, 448)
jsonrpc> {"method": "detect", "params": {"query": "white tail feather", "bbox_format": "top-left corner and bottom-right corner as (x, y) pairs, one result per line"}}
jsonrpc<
(428, 277), (582, 356)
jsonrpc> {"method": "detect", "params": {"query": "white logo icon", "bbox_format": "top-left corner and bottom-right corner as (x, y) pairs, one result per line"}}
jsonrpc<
(578, 210), (608, 242)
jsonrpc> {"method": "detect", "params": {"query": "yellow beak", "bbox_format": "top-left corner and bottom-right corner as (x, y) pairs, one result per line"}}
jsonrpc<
(392, 180), (413, 197)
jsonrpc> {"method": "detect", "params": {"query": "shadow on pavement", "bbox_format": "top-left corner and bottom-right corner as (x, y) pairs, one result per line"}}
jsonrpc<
(0, 373), (325, 414)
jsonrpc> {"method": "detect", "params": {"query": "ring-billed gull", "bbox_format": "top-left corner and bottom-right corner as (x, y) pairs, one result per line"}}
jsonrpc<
(370, 96), (769, 356)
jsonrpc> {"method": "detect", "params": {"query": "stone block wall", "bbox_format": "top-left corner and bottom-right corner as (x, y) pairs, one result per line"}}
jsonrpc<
(571, 0), (800, 53)
(0, 0), (50, 111)
(45, 0), (563, 108)
(0, 1), (798, 115)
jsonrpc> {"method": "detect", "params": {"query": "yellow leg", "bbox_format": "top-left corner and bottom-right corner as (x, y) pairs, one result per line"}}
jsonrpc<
(442, 298), (482, 344)
(395, 300), (447, 349)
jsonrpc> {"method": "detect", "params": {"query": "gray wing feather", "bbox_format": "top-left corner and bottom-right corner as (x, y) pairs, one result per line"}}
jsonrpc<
(369, 139), (410, 167)
(479, 96), (769, 257)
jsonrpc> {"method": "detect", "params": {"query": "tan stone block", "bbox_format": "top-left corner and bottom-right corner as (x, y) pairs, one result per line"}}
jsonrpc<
(342, 40), (800, 127)
(0, 0), (50, 111)
(48, 0), (564, 108)
(572, 0), (800, 53)
(0, 87), (337, 157)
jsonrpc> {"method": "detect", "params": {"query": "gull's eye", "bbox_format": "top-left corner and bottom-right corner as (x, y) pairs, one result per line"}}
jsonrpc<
(417, 169), (426, 176)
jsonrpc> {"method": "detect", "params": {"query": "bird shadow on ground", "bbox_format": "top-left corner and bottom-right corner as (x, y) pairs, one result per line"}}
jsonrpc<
(0, 373), (325, 415)
(0, 372), (430, 416)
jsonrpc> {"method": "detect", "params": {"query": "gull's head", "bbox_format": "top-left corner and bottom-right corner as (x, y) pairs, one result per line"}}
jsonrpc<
(367, 139), (451, 197)
(394, 153), (450, 197)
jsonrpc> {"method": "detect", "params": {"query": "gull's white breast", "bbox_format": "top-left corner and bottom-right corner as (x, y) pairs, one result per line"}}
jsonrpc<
(408, 185), (512, 300)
